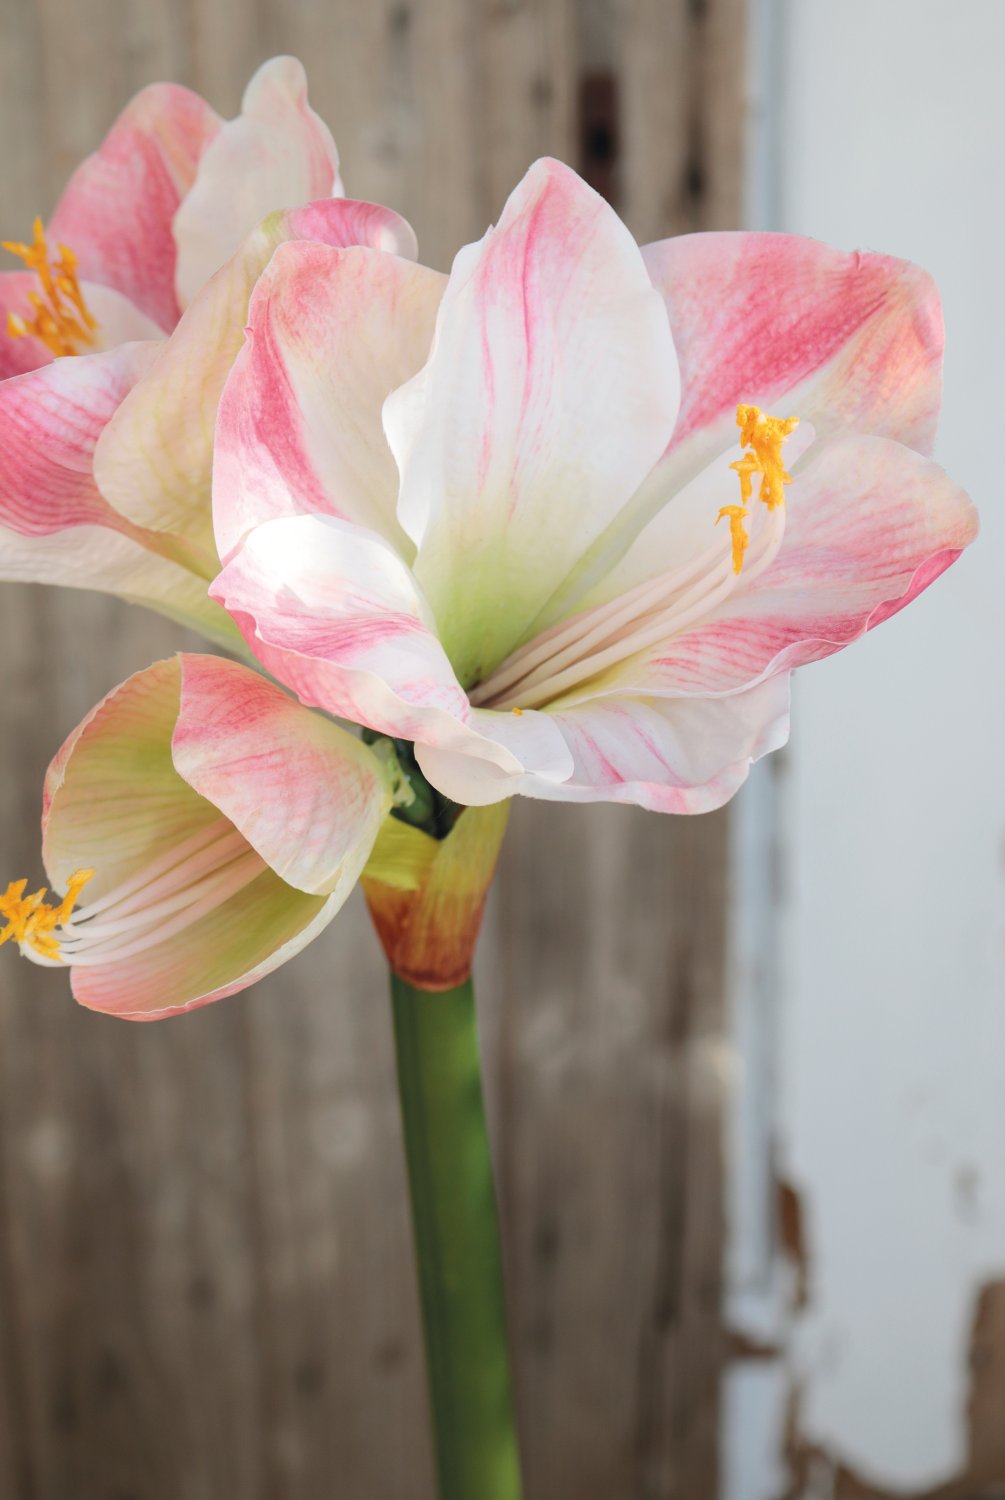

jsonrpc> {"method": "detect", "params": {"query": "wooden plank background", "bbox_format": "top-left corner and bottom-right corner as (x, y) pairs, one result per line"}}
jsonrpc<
(0, 2), (744, 1497)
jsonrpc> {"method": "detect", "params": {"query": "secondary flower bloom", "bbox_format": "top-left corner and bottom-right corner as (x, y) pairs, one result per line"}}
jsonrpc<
(0, 57), (342, 375)
(0, 198), (417, 644)
(0, 57), (422, 644)
(212, 158), (978, 813)
(0, 656), (393, 1018)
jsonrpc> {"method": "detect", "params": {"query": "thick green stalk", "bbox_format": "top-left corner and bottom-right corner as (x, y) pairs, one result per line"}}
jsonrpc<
(390, 973), (522, 1500)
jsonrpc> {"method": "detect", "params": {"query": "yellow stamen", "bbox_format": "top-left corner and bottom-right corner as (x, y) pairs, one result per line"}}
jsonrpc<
(730, 450), (760, 508)
(511, 707), (524, 716)
(2, 218), (98, 357)
(735, 404), (799, 509)
(718, 404), (800, 574)
(0, 868), (94, 962)
(716, 504), (751, 575)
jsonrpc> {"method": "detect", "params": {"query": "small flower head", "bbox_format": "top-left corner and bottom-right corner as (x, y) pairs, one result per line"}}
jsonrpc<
(0, 656), (394, 1017)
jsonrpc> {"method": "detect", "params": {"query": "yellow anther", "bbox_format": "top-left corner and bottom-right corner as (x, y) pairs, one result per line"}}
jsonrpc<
(2, 218), (97, 357)
(718, 404), (799, 574)
(0, 868), (94, 962)
(716, 504), (751, 575)
(511, 707), (524, 716)
(0, 881), (41, 945)
(734, 404), (799, 511)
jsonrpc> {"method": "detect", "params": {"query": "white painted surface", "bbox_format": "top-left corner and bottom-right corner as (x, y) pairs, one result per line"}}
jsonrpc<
(726, 1), (1005, 1493)
(723, 1360), (789, 1500)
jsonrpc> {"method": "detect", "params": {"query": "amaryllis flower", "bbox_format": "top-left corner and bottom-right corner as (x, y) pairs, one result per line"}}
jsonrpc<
(0, 199), (416, 644)
(0, 57), (342, 375)
(0, 655), (393, 1019)
(211, 158), (978, 813)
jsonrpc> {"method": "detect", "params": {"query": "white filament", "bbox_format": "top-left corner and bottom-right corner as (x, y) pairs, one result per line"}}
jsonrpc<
(46, 819), (267, 968)
(472, 504), (785, 711)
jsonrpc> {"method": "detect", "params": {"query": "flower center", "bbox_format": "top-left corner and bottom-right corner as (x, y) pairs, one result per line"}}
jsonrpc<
(0, 820), (267, 969)
(471, 405), (799, 712)
(717, 404), (799, 573)
(2, 217), (98, 357)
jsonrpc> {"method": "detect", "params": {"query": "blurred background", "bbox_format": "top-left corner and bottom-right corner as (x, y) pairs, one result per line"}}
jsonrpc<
(0, 1), (1001, 1497)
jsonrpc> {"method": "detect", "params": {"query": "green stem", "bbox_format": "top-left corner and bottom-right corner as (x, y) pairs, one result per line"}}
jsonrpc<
(390, 973), (523, 1500)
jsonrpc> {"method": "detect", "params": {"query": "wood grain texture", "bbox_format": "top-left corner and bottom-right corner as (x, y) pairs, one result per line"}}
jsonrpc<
(0, 2), (745, 1496)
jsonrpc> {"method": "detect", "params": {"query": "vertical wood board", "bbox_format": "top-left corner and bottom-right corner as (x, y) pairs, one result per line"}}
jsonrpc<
(0, 4), (745, 1496)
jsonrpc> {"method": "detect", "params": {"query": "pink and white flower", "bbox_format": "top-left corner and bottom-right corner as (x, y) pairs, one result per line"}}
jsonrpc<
(211, 158), (977, 813)
(0, 201), (416, 644)
(0, 655), (393, 1019)
(0, 57), (342, 374)
(0, 57), (425, 642)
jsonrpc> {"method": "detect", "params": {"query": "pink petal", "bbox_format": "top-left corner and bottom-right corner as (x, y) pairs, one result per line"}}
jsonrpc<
(214, 513), (468, 719)
(418, 678), (791, 812)
(212, 514), (574, 792)
(97, 200), (419, 568)
(0, 346), (238, 643)
(70, 878), (341, 1021)
(172, 653), (391, 895)
(282, 198), (417, 260)
(0, 344), (162, 536)
(213, 239), (442, 564)
(384, 157), (680, 685)
(43, 657), (219, 898)
(412, 704), (579, 806)
(643, 231), (944, 457)
(48, 83), (221, 331)
(608, 434), (978, 699)
(173, 57), (341, 306)
(0, 274), (56, 377)
(558, 233), (951, 611)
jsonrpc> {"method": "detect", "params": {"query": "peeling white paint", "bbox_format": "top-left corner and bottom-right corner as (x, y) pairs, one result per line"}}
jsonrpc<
(727, 2), (1005, 1494)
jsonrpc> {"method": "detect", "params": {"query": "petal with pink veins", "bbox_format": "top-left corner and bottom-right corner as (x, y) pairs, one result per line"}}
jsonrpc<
(172, 653), (391, 895)
(213, 240), (443, 564)
(0, 345), (238, 645)
(212, 514), (575, 794)
(70, 878), (346, 1020)
(643, 231), (945, 457)
(384, 157), (680, 686)
(47, 83), (221, 331)
(0, 343), (164, 536)
(173, 57), (342, 307)
(0, 273), (58, 378)
(97, 200), (419, 568)
(416, 676), (791, 812)
(550, 234), (948, 617)
(587, 433), (977, 701)
(42, 655), (390, 1019)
